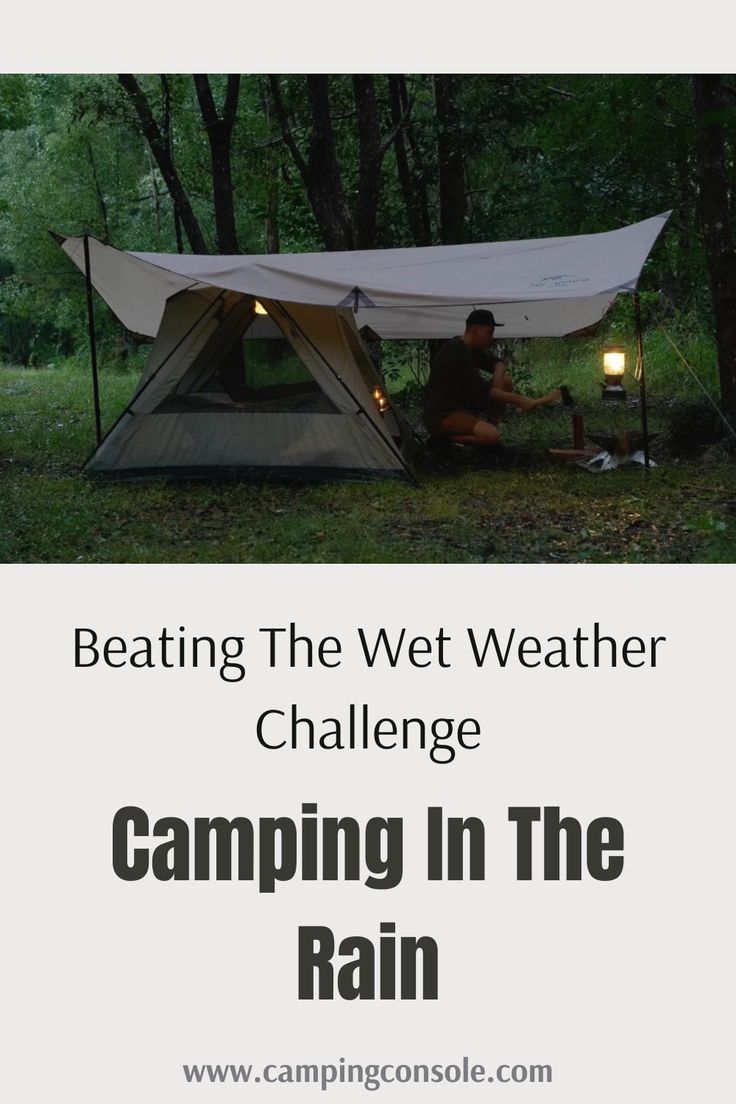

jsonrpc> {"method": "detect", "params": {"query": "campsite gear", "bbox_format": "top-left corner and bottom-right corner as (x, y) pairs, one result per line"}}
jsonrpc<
(73, 277), (415, 481)
(83, 234), (102, 446)
(547, 411), (591, 460)
(583, 430), (659, 470)
(534, 387), (565, 408)
(602, 345), (627, 401)
(549, 448), (599, 462)
(59, 213), (671, 341)
(57, 212), (670, 481)
(519, 386), (572, 411)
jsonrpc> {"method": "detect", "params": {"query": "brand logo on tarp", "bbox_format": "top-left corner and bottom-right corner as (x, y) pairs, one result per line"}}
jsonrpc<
(530, 273), (591, 288)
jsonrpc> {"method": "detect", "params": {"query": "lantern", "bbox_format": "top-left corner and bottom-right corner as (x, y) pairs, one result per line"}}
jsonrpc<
(372, 386), (390, 414)
(253, 300), (268, 315)
(602, 345), (627, 401)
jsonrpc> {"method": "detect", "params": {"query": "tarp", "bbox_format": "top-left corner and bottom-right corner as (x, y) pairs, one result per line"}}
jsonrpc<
(58, 212), (670, 340)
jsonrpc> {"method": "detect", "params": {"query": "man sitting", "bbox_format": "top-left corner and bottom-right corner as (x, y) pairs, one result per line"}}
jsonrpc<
(423, 309), (539, 447)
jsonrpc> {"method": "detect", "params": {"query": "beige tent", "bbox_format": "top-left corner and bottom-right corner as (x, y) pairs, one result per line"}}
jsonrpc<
(57, 212), (669, 480)
(58, 247), (415, 481)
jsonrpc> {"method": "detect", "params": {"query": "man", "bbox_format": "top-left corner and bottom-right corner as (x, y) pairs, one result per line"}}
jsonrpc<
(423, 309), (539, 447)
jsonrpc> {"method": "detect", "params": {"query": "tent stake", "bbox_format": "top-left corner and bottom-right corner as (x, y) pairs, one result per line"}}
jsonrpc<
(633, 291), (650, 471)
(83, 234), (102, 445)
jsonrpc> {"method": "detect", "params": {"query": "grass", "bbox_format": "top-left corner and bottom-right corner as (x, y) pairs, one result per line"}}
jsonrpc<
(1, 349), (736, 564)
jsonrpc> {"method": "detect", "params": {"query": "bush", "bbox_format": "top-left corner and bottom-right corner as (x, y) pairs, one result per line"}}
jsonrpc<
(665, 398), (736, 457)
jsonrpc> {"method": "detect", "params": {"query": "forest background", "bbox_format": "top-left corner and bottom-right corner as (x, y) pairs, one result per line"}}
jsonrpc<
(1, 74), (735, 562)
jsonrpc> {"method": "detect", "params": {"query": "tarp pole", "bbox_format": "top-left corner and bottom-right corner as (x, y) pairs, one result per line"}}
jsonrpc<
(633, 291), (650, 470)
(83, 234), (102, 445)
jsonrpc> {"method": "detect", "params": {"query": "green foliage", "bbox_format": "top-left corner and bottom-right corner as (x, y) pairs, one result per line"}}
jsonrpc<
(0, 76), (33, 130)
(2, 361), (736, 564)
(665, 400), (736, 457)
(0, 73), (732, 379)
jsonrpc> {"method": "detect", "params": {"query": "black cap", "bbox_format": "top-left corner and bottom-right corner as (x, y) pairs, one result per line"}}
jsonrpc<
(466, 308), (504, 328)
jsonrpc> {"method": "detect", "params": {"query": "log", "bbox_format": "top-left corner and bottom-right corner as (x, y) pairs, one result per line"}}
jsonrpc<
(548, 448), (599, 462)
(534, 387), (562, 407)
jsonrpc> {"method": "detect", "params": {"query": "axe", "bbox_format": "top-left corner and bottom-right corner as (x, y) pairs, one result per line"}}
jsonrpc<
(533, 385), (575, 409)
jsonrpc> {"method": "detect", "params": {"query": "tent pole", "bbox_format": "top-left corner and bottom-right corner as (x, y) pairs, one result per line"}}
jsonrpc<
(274, 301), (419, 484)
(78, 290), (226, 472)
(83, 234), (102, 446)
(633, 291), (650, 471)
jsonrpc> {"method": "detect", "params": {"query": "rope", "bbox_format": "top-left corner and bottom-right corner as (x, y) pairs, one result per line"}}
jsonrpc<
(655, 322), (736, 444)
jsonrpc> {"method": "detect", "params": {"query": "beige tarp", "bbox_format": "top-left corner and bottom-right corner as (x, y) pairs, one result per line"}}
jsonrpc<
(59, 212), (670, 340)
(58, 215), (669, 480)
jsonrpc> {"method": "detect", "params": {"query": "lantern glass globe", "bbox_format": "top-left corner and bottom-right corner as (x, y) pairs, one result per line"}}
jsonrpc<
(603, 347), (626, 377)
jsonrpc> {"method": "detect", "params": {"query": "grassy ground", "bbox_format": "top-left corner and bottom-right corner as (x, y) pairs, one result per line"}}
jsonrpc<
(1, 355), (736, 563)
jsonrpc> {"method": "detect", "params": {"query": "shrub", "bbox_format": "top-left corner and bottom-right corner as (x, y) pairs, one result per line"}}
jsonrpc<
(665, 398), (736, 457)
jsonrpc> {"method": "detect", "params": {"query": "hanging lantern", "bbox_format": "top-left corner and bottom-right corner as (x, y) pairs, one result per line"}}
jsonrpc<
(602, 345), (627, 401)
(372, 386), (390, 414)
(253, 300), (268, 315)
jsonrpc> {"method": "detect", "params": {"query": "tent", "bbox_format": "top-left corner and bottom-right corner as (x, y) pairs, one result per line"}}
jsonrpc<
(57, 211), (669, 481)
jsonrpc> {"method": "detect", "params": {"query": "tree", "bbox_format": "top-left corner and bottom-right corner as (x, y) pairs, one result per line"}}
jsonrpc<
(192, 75), (241, 254)
(0, 72), (731, 373)
(352, 76), (384, 249)
(433, 75), (466, 244)
(117, 74), (208, 253)
(160, 76), (184, 253)
(388, 75), (432, 246)
(269, 75), (357, 251)
(268, 75), (414, 251)
(261, 86), (280, 254)
(693, 75), (736, 413)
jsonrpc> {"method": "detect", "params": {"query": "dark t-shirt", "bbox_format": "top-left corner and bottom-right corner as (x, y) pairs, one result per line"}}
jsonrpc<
(423, 337), (498, 432)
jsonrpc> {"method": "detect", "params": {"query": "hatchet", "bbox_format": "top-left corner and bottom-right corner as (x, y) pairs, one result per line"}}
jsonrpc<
(533, 385), (575, 408)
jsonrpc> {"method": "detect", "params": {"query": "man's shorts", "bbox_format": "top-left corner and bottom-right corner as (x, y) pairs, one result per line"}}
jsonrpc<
(434, 410), (480, 435)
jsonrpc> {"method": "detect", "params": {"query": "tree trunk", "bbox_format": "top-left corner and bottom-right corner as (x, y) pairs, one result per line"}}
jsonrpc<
(433, 75), (466, 244)
(388, 75), (431, 245)
(117, 74), (208, 253)
(160, 76), (184, 253)
(262, 87), (281, 254)
(269, 75), (356, 251)
(693, 75), (736, 413)
(304, 76), (357, 250)
(147, 150), (162, 237)
(193, 75), (241, 254)
(353, 75), (382, 248)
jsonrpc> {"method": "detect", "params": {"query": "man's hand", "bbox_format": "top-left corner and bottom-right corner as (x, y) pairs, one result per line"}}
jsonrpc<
(515, 395), (539, 413)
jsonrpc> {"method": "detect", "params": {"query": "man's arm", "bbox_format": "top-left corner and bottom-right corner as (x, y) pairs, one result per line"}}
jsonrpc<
(488, 358), (538, 411)
(488, 386), (538, 411)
